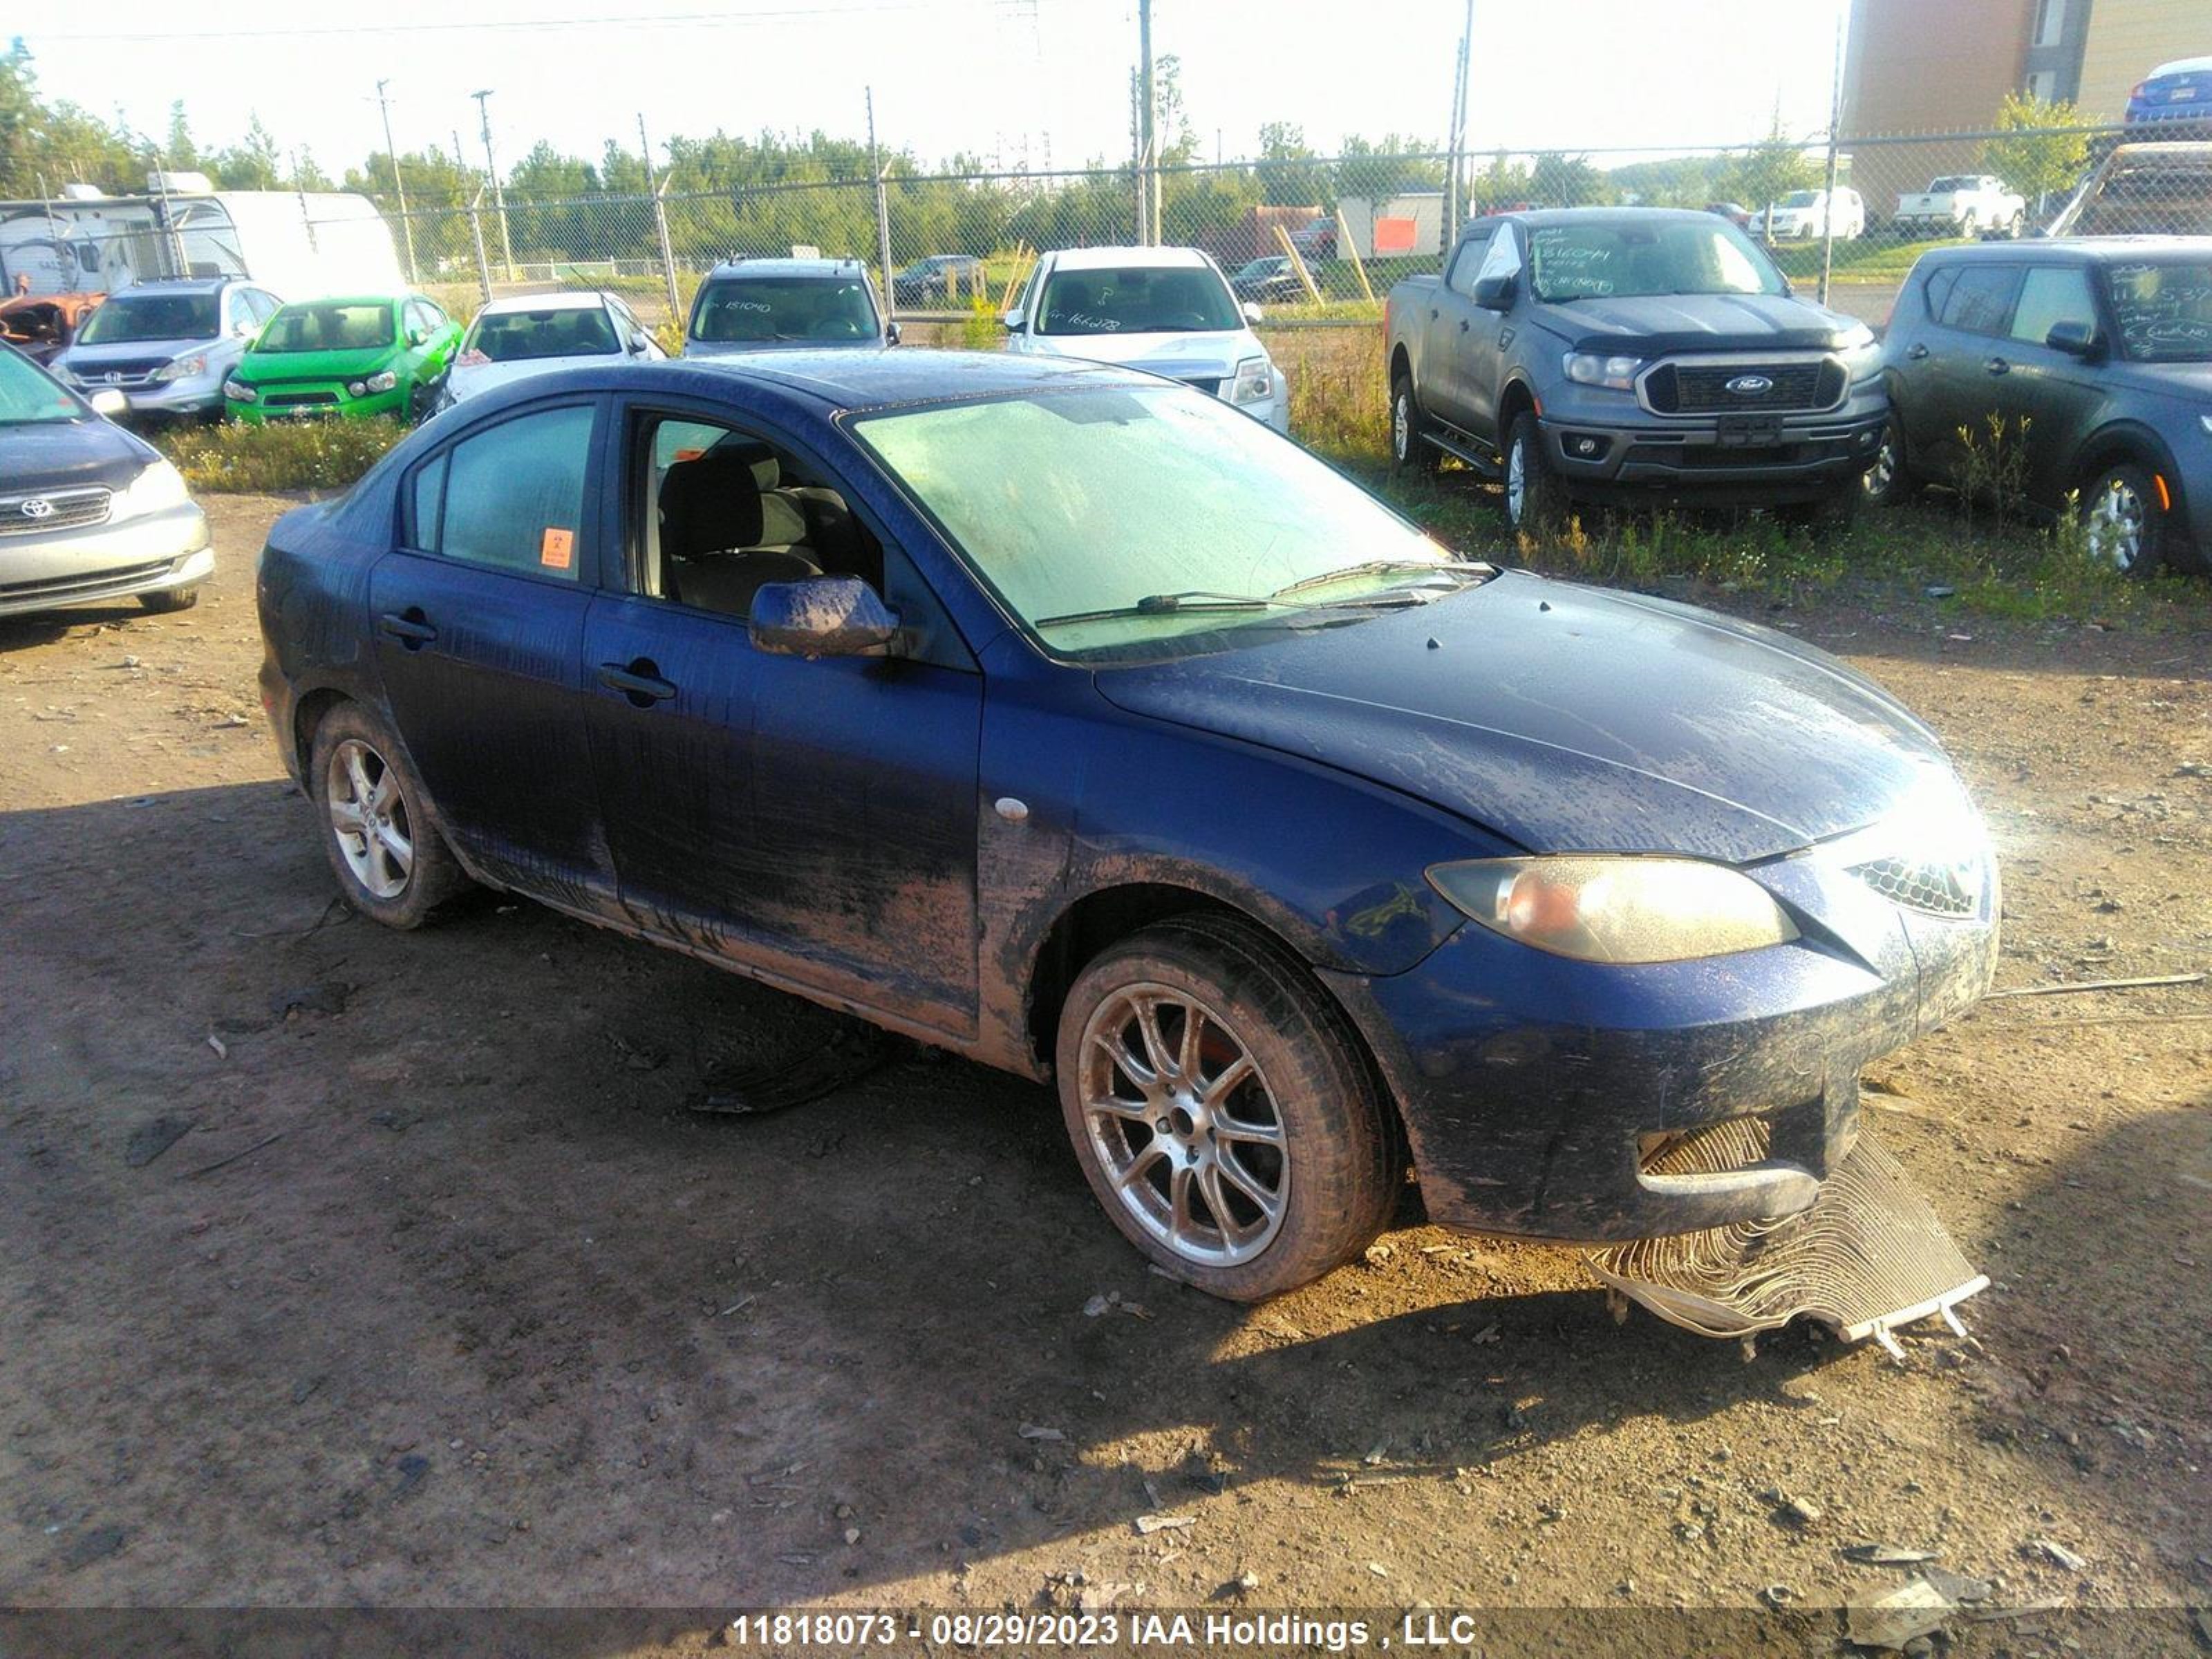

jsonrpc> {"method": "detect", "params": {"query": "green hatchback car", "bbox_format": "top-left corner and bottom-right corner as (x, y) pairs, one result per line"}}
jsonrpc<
(223, 294), (461, 423)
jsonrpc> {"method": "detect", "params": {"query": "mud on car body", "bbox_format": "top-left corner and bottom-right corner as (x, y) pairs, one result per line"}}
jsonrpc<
(254, 350), (1998, 1304)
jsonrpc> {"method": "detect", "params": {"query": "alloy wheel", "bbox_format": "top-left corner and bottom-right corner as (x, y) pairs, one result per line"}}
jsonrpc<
(1077, 983), (1288, 1267)
(2086, 478), (2146, 572)
(326, 737), (413, 900)
(1506, 438), (1526, 523)
(1391, 390), (1410, 463)
(1864, 428), (1899, 498)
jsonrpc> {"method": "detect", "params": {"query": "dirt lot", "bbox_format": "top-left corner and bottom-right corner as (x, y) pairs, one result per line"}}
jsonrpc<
(2, 495), (2208, 1650)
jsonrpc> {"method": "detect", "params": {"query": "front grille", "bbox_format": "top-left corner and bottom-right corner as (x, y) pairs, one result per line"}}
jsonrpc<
(0, 485), (113, 536)
(1849, 853), (1982, 918)
(1643, 358), (1845, 415)
(75, 359), (170, 385)
(0, 556), (172, 602)
(263, 391), (339, 409)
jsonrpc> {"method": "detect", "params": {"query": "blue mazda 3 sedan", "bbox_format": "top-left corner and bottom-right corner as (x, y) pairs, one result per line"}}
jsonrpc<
(255, 350), (1998, 1302)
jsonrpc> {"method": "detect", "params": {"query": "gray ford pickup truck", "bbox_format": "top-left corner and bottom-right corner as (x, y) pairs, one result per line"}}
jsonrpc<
(1385, 207), (1888, 528)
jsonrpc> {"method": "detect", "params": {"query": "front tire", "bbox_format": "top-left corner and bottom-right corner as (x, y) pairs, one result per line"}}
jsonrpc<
(1860, 418), (1920, 509)
(308, 702), (468, 928)
(1503, 411), (1560, 533)
(1055, 915), (1400, 1302)
(2080, 460), (2170, 578)
(1389, 375), (1438, 476)
(139, 585), (199, 613)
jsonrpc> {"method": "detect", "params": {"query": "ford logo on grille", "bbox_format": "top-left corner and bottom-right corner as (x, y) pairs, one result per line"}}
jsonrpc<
(1725, 374), (1775, 396)
(19, 498), (55, 520)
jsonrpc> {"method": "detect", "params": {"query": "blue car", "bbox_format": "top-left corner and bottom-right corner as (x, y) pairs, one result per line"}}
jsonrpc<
(254, 350), (1998, 1305)
(2126, 56), (2212, 126)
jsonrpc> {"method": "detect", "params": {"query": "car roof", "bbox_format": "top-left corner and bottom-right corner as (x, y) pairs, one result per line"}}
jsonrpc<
(704, 258), (869, 279)
(1916, 235), (2212, 265)
(1046, 244), (1212, 271)
(476, 290), (612, 316)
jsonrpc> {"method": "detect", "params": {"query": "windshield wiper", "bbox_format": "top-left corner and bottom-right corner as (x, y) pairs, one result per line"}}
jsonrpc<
(1272, 559), (1492, 599)
(1034, 590), (1309, 628)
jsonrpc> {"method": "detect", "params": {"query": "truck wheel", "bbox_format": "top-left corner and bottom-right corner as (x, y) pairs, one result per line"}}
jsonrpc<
(1055, 914), (1400, 1302)
(2006, 210), (2026, 239)
(1504, 412), (1559, 533)
(1861, 419), (1920, 509)
(1389, 375), (1439, 476)
(1960, 209), (1979, 238)
(2080, 460), (2170, 577)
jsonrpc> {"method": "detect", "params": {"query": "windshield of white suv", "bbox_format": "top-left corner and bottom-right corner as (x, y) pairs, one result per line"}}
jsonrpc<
(0, 346), (86, 423)
(1035, 264), (1241, 335)
(75, 291), (221, 345)
(2103, 261), (2212, 362)
(691, 277), (878, 343)
(1526, 220), (1784, 302)
(465, 306), (619, 362)
(854, 385), (1480, 662)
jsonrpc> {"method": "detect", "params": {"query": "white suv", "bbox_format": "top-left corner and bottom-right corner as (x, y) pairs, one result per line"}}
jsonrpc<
(1002, 245), (1289, 433)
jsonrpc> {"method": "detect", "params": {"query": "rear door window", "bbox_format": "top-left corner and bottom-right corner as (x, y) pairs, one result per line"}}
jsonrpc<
(409, 403), (596, 580)
(1935, 265), (2022, 337)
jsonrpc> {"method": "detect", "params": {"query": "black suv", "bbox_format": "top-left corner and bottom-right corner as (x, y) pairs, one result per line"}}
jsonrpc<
(1868, 238), (2211, 575)
(1385, 209), (1888, 529)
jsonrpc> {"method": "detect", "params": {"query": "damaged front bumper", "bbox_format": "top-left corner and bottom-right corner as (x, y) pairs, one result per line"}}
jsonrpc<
(1322, 827), (1999, 1244)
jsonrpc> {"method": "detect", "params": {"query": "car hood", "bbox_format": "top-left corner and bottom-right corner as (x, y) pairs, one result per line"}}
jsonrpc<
(684, 337), (881, 357)
(1092, 571), (1942, 863)
(234, 345), (400, 381)
(2110, 357), (2212, 399)
(448, 354), (620, 398)
(0, 414), (153, 494)
(1536, 292), (1855, 354)
(1027, 328), (1259, 378)
(61, 336), (221, 368)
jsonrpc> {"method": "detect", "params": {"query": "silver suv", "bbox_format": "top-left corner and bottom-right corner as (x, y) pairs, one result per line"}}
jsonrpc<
(53, 278), (284, 422)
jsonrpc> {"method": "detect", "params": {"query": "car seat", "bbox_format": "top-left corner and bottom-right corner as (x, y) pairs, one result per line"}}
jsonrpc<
(658, 447), (821, 618)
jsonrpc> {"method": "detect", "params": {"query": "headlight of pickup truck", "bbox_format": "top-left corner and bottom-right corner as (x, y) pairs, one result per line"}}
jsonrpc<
(1562, 352), (1642, 392)
(1428, 855), (1799, 963)
(1228, 355), (1275, 405)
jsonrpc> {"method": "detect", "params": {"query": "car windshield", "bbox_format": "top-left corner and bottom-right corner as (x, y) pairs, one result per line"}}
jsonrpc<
(854, 386), (1472, 662)
(257, 301), (396, 354)
(691, 277), (878, 342)
(1526, 219), (1784, 301)
(0, 346), (85, 424)
(1777, 191), (1820, 209)
(1035, 264), (1241, 335)
(465, 305), (618, 362)
(1233, 258), (1284, 280)
(75, 291), (220, 345)
(2102, 260), (2212, 362)
(1928, 177), (1974, 192)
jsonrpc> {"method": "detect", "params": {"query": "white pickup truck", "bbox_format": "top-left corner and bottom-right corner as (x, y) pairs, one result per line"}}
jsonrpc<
(1893, 175), (2027, 241)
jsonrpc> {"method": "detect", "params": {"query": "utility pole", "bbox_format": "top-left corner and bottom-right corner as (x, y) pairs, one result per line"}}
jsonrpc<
(1819, 6), (1845, 306)
(470, 88), (514, 280)
(867, 88), (897, 319)
(1136, 0), (1158, 246)
(1444, 0), (1473, 247)
(375, 79), (417, 283)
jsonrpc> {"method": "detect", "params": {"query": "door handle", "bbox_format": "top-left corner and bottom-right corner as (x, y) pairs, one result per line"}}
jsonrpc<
(1429, 308), (1438, 320)
(1905, 344), (1929, 360)
(376, 609), (437, 647)
(597, 659), (677, 705)
(1984, 356), (2010, 375)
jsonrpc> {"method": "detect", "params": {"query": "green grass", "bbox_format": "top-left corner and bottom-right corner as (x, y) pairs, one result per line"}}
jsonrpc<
(154, 418), (406, 495)
(1768, 235), (1959, 285)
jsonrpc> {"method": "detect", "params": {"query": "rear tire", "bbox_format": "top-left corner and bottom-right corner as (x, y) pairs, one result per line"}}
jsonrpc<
(1860, 419), (1920, 509)
(139, 585), (198, 614)
(308, 701), (469, 929)
(1389, 375), (1439, 476)
(1503, 411), (1560, 534)
(1055, 914), (1400, 1302)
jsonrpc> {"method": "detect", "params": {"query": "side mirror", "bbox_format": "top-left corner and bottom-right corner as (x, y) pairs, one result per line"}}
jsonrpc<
(884, 321), (902, 346)
(1472, 273), (1517, 310)
(1001, 308), (1024, 332)
(1241, 301), (1263, 325)
(87, 387), (129, 418)
(406, 327), (427, 347)
(749, 577), (900, 659)
(630, 329), (653, 354)
(2045, 319), (2102, 359)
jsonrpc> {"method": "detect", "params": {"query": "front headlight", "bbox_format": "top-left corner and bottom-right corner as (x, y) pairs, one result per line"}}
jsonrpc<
(151, 354), (209, 384)
(1228, 355), (1274, 406)
(1833, 322), (1875, 352)
(1563, 352), (1643, 392)
(364, 371), (399, 394)
(1427, 855), (1799, 964)
(223, 379), (257, 403)
(111, 458), (192, 521)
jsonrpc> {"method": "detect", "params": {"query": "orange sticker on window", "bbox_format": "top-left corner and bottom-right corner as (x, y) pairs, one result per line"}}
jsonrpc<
(673, 447), (705, 462)
(540, 527), (574, 570)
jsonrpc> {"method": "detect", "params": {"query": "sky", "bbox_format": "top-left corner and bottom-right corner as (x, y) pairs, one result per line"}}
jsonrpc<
(14, 0), (1853, 185)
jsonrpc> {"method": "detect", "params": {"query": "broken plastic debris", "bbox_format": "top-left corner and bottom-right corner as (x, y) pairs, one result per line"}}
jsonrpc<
(1844, 1580), (1953, 1651)
(1133, 1514), (1194, 1535)
(1584, 1125), (1987, 1347)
